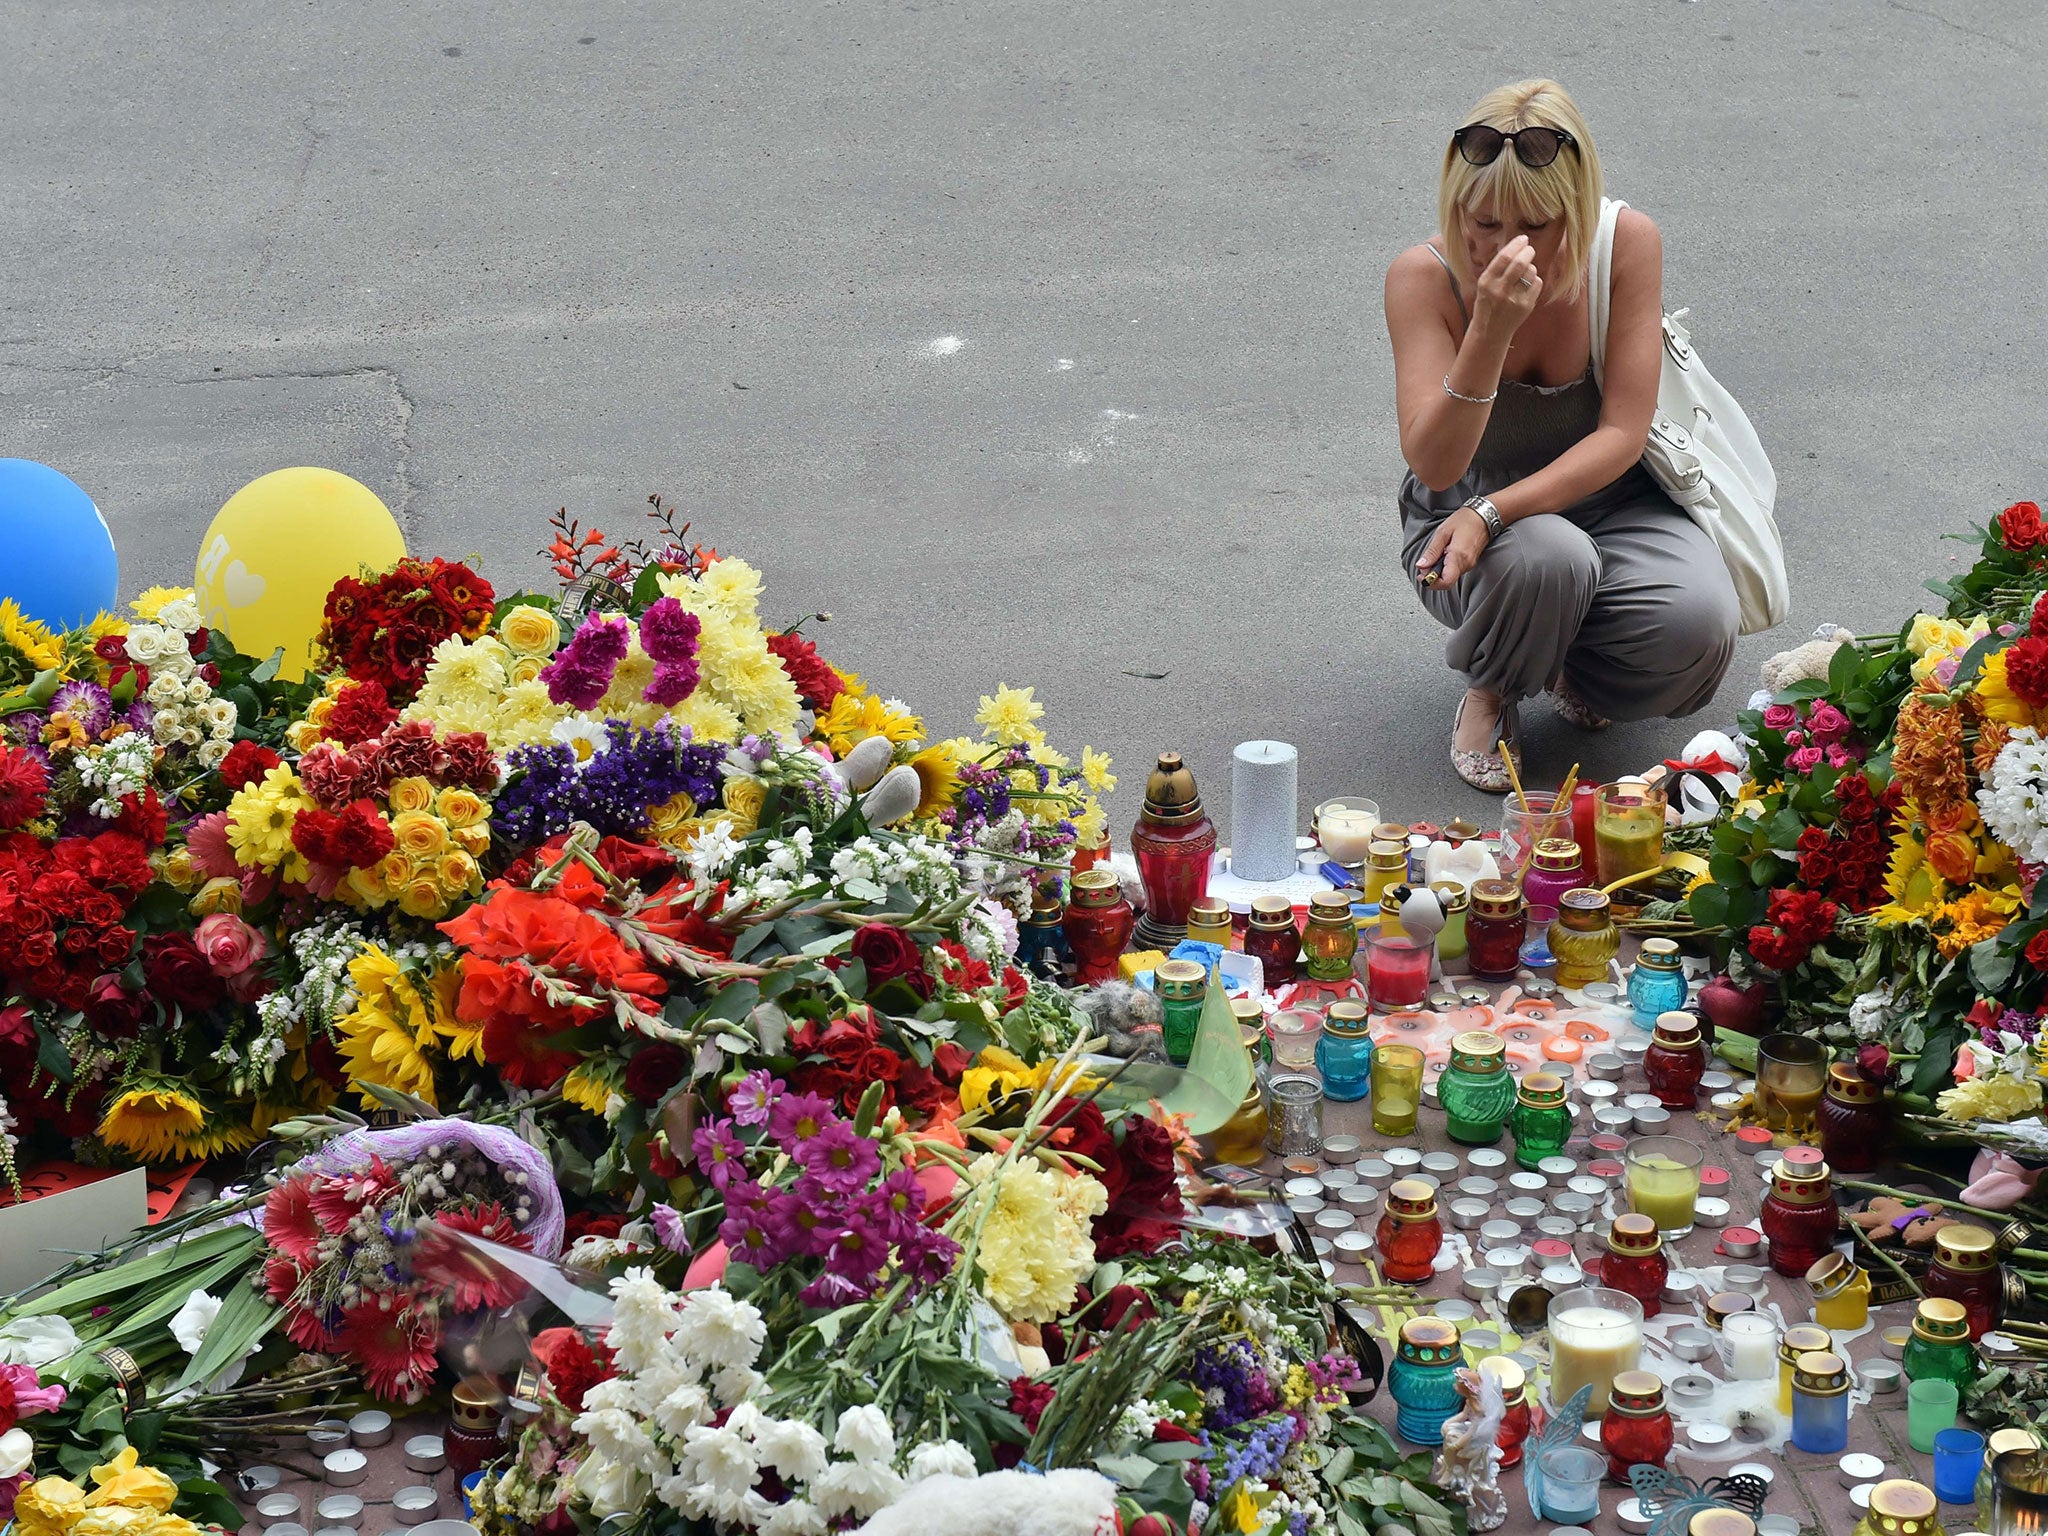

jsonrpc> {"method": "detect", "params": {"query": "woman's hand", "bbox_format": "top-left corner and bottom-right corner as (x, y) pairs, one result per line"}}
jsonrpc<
(1471, 235), (1543, 340)
(1416, 505), (1492, 590)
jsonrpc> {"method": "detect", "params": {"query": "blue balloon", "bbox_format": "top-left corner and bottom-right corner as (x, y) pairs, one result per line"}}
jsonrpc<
(0, 459), (118, 631)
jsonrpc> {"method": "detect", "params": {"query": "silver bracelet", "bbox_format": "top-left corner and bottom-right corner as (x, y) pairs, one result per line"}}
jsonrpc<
(1462, 495), (1504, 539)
(1442, 373), (1498, 405)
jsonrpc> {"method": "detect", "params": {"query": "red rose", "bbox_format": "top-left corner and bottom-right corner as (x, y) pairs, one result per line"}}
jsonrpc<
(2026, 931), (2048, 969)
(1093, 1283), (1158, 1333)
(564, 1213), (627, 1242)
(2004, 637), (2048, 709)
(932, 1040), (970, 1081)
(141, 932), (224, 1011)
(849, 923), (932, 998)
(84, 973), (147, 1038)
(1999, 500), (2047, 552)
(624, 1043), (689, 1106)
(218, 740), (281, 792)
(1151, 1421), (1201, 1446)
(1047, 1098), (1124, 1202)
(1007, 1377), (1055, 1435)
(1795, 827), (1830, 855)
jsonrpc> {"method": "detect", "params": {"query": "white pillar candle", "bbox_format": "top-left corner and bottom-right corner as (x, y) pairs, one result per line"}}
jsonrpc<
(1230, 740), (1299, 881)
(1549, 1303), (1643, 1416)
(1720, 1312), (1779, 1380)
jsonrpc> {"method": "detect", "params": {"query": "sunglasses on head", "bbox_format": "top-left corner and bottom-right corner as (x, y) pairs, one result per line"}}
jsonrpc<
(1451, 123), (1577, 169)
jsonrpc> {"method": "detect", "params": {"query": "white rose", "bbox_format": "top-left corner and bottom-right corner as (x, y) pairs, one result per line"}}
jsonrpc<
(146, 674), (184, 707)
(169, 1289), (223, 1355)
(905, 1439), (976, 1482)
(156, 598), (202, 632)
(572, 1454), (651, 1519)
(0, 1426), (32, 1478)
(123, 624), (178, 665)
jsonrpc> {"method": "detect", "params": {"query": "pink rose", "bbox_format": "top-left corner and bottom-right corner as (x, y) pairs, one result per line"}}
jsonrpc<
(194, 912), (267, 978)
(1824, 745), (1853, 769)
(1785, 730), (1805, 748)
(1761, 704), (1799, 732)
(1807, 702), (1850, 744)
(1788, 746), (1825, 774)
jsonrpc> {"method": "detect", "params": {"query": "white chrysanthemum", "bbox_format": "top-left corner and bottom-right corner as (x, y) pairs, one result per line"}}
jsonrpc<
(749, 1417), (829, 1484)
(1980, 727), (2048, 864)
(674, 1287), (767, 1370)
(571, 1406), (666, 1475)
(679, 1419), (761, 1494)
(758, 1497), (828, 1536)
(713, 1362), (764, 1406)
(905, 1439), (977, 1483)
(653, 1380), (715, 1440)
(605, 1266), (681, 1373)
(832, 1403), (897, 1466)
(810, 1458), (903, 1520)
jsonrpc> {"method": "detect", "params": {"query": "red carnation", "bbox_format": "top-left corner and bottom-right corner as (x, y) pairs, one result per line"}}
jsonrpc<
(1007, 1377), (1056, 1435)
(2033, 590), (2048, 640)
(765, 630), (848, 711)
(325, 681), (398, 746)
(2004, 637), (2048, 709)
(219, 740), (281, 792)
(1999, 501), (2048, 553)
(0, 747), (49, 828)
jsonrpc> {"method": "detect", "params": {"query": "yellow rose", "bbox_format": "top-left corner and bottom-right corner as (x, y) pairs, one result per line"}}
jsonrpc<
(16, 1476), (89, 1536)
(508, 654), (545, 685)
(497, 604), (562, 657)
(157, 846), (198, 892)
(142, 1518), (205, 1536)
(74, 1509), (152, 1536)
(377, 850), (412, 895)
(436, 788), (488, 828)
(305, 697), (335, 728)
(722, 777), (768, 829)
(647, 792), (695, 836)
(436, 849), (480, 895)
(284, 720), (323, 752)
(454, 823), (491, 857)
(399, 877), (449, 919)
(84, 1449), (176, 1514)
(344, 864), (391, 908)
(387, 776), (435, 815)
(188, 876), (244, 917)
(390, 810), (449, 859)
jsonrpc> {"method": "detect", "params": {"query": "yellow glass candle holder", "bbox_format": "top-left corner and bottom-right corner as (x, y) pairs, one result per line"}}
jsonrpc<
(1372, 1043), (1425, 1137)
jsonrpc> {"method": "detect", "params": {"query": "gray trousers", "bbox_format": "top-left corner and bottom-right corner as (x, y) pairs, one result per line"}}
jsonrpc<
(1399, 464), (1739, 722)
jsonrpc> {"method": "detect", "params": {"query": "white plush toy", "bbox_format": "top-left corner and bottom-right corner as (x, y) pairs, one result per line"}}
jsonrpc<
(1656, 729), (1748, 825)
(853, 1468), (1119, 1535)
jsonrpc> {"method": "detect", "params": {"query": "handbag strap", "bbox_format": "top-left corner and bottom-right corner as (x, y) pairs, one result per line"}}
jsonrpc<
(1587, 195), (1627, 391)
(1423, 242), (1469, 330)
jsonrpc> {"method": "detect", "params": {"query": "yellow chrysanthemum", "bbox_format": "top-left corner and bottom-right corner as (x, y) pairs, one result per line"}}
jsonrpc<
(492, 679), (561, 746)
(1931, 887), (2017, 959)
(1976, 650), (2048, 730)
(1939, 1073), (2044, 1124)
(98, 1087), (207, 1163)
(718, 646), (803, 734)
(562, 1061), (621, 1117)
(975, 684), (1045, 746)
(224, 765), (313, 878)
(1071, 798), (1107, 845)
(909, 743), (961, 819)
(963, 1152), (1106, 1323)
(1079, 746), (1116, 795)
(697, 558), (765, 623)
(671, 690), (744, 745)
(600, 643), (657, 714)
(128, 586), (194, 622)
(818, 692), (923, 757)
(1025, 740), (1071, 772)
(1, 599), (63, 671)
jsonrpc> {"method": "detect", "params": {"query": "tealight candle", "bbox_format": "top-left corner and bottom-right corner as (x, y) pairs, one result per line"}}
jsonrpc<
(1538, 1155), (1578, 1187)
(323, 1450), (368, 1487)
(1577, 1080), (1619, 1106)
(1536, 1216), (1578, 1242)
(347, 1410), (392, 1447)
(1859, 1359), (1902, 1393)
(1339, 1186), (1381, 1214)
(1432, 1299), (1476, 1322)
(308, 1422), (350, 1454)
(1850, 1486), (1877, 1513)
(1724, 1264), (1769, 1296)
(1720, 1229), (1763, 1259)
(1464, 1269), (1502, 1301)
(1451, 1198), (1491, 1230)
(1672, 1328), (1716, 1363)
(1508, 1170), (1549, 1196)
(239, 1468), (285, 1499)
(1282, 1156), (1323, 1177)
(1622, 1092), (1662, 1111)
(1483, 1246), (1528, 1275)
(258, 1496), (303, 1523)
(393, 1490), (440, 1527)
(1356, 1159), (1395, 1187)
(1542, 1263), (1584, 1288)
(1688, 1422), (1733, 1449)
(1284, 1176), (1324, 1198)
(1505, 1198), (1546, 1226)
(1480, 1218), (1522, 1247)
(1693, 1197), (1731, 1228)
(1467, 1148), (1509, 1173)
(317, 1526), (358, 1536)
(1313, 1208), (1354, 1232)
(1321, 1134), (1363, 1159)
(1457, 1176), (1500, 1200)
(1532, 1238), (1575, 1264)
(316, 1496), (365, 1527)
(1839, 1454), (1886, 1488)
(265, 1525), (309, 1536)
(1593, 1107), (1635, 1135)
(1588, 1054), (1626, 1081)
(1286, 1195), (1325, 1216)
(1701, 1071), (1735, 1092)
(1669, 1375), (1717, 1409)
(1311, 1236), (1334, 1257)
(1421, 1151), (1462, 1179)
(1730, 1463), (1775, 1487)
(1318, 1167), (1358, 1190)
(404, 1436), (448, 1473)
(1633, 1107), (1671, 1135)
(1385, 1147), (1423, 1173)
(1568, 1175), (1608, 1201)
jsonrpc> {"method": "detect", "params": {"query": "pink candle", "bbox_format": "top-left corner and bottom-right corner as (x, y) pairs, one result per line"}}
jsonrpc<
(1367, 934), (1432, 1011)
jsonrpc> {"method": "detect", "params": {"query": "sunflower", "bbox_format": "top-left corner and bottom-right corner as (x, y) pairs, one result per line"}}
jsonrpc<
(166, 1111), (261, 1160)
(909, 742), (962, 819)
(98, 1085), (207, 1163)
(0, 599), (63, 671)
(561, 1061), (621, 1117)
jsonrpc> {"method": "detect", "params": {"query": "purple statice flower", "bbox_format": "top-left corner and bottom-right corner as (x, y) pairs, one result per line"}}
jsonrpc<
(767, 1090), (836, 1154)
(1289, 1512), (1309, 1536)
(637, 598), (702, 707)
(719, 1178), (785, 1268)
(792, 1118), (880, 1195)
(49, 680), (112, 737)
(691, 1117), (749, 1192)
(737, 734), (774, 765)
(494, 722), (722, 843)
(539, 614), (630, 709)
(1189, 1341), (1276, 1431)
(728, 1069), (783, 1128)
(650, 1202), (692, 1257)
(1215, 1416), (1293, 1487)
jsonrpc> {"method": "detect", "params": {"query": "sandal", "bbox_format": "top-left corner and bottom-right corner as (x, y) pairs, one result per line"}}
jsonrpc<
(1451, 693), (1521, 794)
(1550, 677), (1613, 731)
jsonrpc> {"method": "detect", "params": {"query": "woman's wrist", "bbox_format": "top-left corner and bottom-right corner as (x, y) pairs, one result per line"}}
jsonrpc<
(1462, 495), (1505, 540)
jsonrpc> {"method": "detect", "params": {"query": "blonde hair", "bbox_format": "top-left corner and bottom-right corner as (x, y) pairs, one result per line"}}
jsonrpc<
(1437, 79), (1603, 306)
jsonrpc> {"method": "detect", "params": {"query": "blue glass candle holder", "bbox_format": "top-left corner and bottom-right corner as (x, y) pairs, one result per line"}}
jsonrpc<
(1935, 1427), (1986, 1505)
(1390, 1318), (1463, 1445)
(1627, 939), (1688, 1028)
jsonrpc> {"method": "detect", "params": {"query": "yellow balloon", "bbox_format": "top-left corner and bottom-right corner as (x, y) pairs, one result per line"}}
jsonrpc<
(193, 468), (406, 681)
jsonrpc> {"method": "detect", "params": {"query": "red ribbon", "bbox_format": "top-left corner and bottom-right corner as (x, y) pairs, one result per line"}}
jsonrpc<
(1663, 751), (1739, 777)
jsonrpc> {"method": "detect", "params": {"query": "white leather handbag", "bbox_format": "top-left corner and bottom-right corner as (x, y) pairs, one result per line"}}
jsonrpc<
(1588, 196), (1790, 635)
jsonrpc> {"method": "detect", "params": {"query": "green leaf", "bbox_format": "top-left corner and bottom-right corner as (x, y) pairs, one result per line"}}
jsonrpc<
(1689, 884), (1730, 929)
(1709, 852), (1752, 889)
(1763, 808), (1806, 850)
(15, 1225), (260, 1319)
(1972, 935), (2018, 994)
(1912, 1029), (1962, 1096)
(34, 1019), (75, 1083)
(1950, 630), (2006, 692)
(250, 651), (282, 683)
(174, 1478), (245, 1529)
(1095, 1452), (1160, 1486)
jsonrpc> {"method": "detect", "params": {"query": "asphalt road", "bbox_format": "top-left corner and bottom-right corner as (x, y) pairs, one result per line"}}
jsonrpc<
(4, 0), (2044, 840)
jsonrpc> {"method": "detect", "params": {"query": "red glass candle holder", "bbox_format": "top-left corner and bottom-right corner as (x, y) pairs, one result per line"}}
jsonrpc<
(1816, 1060), (1888, 1175)
(1376, 1178), (1443, 1282)
(1130, 753), (1217, 950)
(1063, 868), (1134, 984)
(1924, 1224), (2002, 1339)
(1759, 1157), (1841, 1277)
(1596, 1214), (1669, 1318)
(1642, 1012), (1708, 1109)
(1600, 1372), (1674, 1481)
(1366, 932), (1432, 1012)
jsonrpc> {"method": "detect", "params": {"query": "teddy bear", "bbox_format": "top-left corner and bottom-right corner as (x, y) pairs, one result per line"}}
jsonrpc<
(1846, 1194), (1973, 1247)
(1758, 626), (1854, 694)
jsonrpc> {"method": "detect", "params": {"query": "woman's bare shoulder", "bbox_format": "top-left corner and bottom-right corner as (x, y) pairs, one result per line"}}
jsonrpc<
(1385, 240), (1453, 304)
(1613, 205), (1663, 261)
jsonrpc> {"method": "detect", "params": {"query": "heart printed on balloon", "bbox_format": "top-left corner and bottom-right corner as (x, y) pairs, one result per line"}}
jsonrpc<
(222, 560), (268, 608)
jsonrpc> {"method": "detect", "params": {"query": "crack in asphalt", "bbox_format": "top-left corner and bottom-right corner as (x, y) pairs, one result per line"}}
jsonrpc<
(255, 102), (329, 282)
(1885, 0), (2025, 53)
